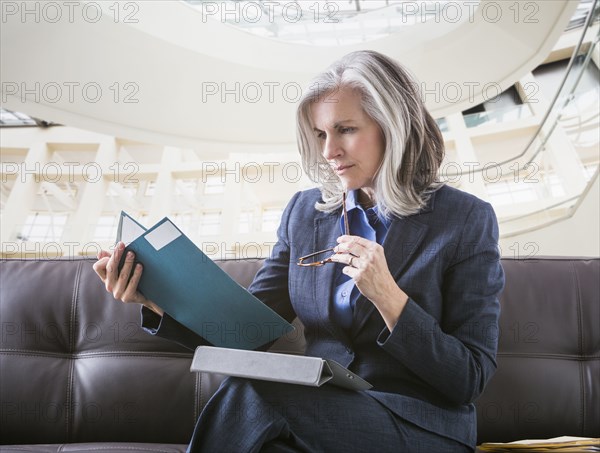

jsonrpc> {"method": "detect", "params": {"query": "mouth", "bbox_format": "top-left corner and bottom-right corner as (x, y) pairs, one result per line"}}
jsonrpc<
(334, 164), (354, 174)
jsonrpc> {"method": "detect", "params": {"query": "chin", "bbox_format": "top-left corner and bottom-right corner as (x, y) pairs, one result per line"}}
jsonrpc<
(340, 179), (368, 192)
(341, 182), (359, 191)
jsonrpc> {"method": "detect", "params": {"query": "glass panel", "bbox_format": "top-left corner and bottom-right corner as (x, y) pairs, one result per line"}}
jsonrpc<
(184, 1), (480, 46)
(486, 179), (539, 206)
(19, 213), (68, 242)
(0, 109), (38, 126)
(464, 104), (532, 128)
(494, 3), (600, 235)
(435, 117), (448, 132)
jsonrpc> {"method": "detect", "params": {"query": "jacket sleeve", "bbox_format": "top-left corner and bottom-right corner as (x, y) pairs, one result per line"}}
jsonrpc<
(140, 307), (211, 351)
(140, 191), (301, 351)
(377, 200), (505, 405)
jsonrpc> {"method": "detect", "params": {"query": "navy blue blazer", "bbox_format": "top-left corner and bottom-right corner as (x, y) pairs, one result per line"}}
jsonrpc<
(146, 184), (504, 447)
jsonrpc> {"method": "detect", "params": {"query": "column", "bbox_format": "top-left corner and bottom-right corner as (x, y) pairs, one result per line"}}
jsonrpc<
(220, 155), (243, 258)
(445, 112), (488, 199)
(148, 146), (180, 225)
(1, 142), (48, 252)
(66, 138), (116, 254)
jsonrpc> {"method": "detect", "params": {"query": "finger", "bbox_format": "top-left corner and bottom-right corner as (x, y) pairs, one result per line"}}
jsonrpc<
(105, 242), (125, 292)
(337, 235), (369, 250)
(92, 256), (110, 280)
(329, 253), (358, 267)
(342, 264), (360, 279)
(114, 251), (136, 300)
(97, 250), (111, 260)
(105, 242), (122, 280)
(122, 263), (144, 304)
(334, 242), (361, 257)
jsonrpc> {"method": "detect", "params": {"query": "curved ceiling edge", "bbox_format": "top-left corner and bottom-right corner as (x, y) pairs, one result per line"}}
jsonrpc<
(0, 0), (578, 146)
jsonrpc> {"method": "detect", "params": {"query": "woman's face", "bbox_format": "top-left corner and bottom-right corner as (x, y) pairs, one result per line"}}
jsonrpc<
(310, 86), (385, 191)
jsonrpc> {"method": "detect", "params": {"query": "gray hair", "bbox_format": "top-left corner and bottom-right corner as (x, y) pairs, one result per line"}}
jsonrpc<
(296, 50), (445, 218)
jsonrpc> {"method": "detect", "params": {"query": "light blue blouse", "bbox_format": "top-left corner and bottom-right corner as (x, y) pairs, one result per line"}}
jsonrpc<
(331, 190), (391, 329)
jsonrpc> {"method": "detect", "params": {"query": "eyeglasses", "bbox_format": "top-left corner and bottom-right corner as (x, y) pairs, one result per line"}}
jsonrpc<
(297, 192), (349, 267)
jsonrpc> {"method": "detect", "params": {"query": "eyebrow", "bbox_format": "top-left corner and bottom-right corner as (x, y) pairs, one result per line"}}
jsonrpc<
(313, 119), (355, 132)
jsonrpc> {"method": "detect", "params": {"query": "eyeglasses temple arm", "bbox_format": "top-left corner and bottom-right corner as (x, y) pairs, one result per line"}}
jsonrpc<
(343, 191), (350, 236)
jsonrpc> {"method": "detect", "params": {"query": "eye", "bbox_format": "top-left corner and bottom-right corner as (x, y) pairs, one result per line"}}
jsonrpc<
(316, 130), (326, 140)
(339, 127), (356, 134)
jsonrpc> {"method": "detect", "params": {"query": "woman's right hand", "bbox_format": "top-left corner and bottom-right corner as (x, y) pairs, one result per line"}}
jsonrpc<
(92, 241), (164, 316)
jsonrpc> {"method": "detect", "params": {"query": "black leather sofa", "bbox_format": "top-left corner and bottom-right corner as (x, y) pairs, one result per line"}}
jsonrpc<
(1, 256), (598, 452)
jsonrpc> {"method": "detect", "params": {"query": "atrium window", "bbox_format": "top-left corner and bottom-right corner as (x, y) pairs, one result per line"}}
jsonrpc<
(144, 181), (156, 197)
(435, 117), (449, 132)
(261, 207), (283, 232)
(175, 179), (199, 195)
(94, 215), (119, 242)
(173, 212), (194, 236)
(198, 211), (222, 236)
(19, 213), (68, 242)
(204, 176), (225, 194)
(1, 109), (39, 127)
(239, 210), (255, 234)
(486, 180), (538, 206)
(107, 182), (138, 198)
(185, 1), (480, 46)
(533, 56), (600, 103)
(93, 215), (120, 242)
(463, 85), (530, 128)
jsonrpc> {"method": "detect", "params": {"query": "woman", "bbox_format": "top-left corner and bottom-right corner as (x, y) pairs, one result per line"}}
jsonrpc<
(94, 50), (504, 452)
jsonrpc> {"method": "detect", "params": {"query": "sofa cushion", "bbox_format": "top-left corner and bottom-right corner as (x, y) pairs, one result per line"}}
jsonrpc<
(474, 257), (600, 442)
(0, 258), (200, 445)
(0, 443), (187, 452)
(1, 256), (598, 447)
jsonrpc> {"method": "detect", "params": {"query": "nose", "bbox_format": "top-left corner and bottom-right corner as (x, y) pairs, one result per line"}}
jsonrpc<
(322, 135), (342, 161)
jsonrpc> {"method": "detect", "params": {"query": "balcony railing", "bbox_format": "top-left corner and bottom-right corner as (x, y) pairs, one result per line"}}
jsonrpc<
(496, 0), (599, 237)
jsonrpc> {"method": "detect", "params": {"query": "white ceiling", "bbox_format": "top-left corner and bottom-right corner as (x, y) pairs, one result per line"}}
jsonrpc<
(1, 0), (578, 148)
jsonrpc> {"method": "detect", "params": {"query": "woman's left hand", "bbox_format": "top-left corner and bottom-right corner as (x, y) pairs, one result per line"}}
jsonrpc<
(330, 235), (409, 331)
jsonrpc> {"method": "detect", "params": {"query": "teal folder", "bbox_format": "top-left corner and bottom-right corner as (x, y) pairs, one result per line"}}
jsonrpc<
(116, 212), (294, 350)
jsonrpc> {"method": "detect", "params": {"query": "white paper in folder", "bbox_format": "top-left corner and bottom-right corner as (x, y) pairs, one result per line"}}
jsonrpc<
(190, 346), (372, 391)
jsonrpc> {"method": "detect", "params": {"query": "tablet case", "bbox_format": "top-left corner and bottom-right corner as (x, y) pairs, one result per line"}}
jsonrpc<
(191, 345), (372, 391)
